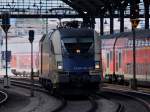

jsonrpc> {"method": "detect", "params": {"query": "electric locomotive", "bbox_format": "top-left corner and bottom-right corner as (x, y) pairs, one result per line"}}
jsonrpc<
(39, 24), (102, 92)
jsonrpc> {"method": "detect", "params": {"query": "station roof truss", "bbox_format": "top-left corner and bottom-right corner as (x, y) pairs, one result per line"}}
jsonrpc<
(0, 0), (148, 18)
(63, 0), (148, 17)
(0, 0), (78, 18)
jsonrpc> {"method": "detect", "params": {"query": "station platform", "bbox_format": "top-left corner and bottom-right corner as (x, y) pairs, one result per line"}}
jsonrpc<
(103, 83), (150, 94)
(0, 68), (15, 78)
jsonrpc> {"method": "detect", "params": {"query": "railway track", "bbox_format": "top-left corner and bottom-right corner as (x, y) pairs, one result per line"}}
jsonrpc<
(123, 92), (150, 110)
(4, 79), (68, 112)
(11, 80), (150, 112)
(97, 89), (150, 112)
(11, 80), (98, 112)
(51, 95), (67, 112)
(87, 96), (98, 112)
(0, 91), (8, 105)
(8, 80), (100, 112)
(92, 93), (124, 112)
(54, 95), (99, 112)
(10, 79), (43, 90)
(1, 78), (150, 112)
(9, 80), (97, 112)
(103, 83), (150, 93)
(102, 83), (150, 111)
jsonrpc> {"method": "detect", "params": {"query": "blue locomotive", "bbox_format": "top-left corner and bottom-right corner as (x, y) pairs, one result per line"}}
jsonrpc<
(39, 26), (102, 93)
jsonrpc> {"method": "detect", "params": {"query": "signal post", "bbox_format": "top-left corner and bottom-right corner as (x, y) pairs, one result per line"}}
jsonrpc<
(130, 0), (140, 90)
(29, 30), (34, 97)
(130, 19), (140, 90)
(1, 12), (11, 88)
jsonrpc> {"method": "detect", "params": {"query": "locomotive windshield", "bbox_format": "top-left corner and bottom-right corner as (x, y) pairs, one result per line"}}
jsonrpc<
(62, 37), (94, 55)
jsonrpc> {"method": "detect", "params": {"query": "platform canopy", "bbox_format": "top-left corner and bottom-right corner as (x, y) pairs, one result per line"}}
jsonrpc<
(63, 0), (148, 17)
(0, 0), (147, 18)
(0, 0), (78, 18)
(62, 0), (129, 15)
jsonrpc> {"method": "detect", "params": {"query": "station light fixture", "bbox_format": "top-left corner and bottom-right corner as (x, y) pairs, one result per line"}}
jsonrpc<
(104, 19), (108, 24)
(83, 11), (87, 14)
(121, 1), (125, 4)
(101, 6), (104, 10)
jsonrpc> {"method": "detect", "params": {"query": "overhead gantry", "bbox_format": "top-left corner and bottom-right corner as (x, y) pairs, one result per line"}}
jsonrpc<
(0, 0), (149, 33)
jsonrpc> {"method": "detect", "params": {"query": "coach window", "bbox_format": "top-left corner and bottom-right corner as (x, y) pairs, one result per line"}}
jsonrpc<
(50, 40), (55, 54)
(118, 52), (122, 68)
(110, 51), (112, 61)
(107, 53), (110, 68)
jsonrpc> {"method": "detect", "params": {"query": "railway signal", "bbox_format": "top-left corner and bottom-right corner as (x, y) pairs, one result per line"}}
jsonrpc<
(130, 20), (140, 89)
(29, 30), (34, 97)
(130, 0), (140, 90)
(131, 19), (140, 29)
(1, 12), (11, 88)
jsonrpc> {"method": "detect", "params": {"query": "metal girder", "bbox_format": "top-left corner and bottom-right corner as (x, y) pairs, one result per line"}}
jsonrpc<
(0, 14), (81, 18)
(0, 0), (145, 19)
(72, 0), (97, 14)
(63, 0), (130, 16)
(0, 13), (147, 19)
(60, 0), (84, 14)
(0, 0), (79, 16)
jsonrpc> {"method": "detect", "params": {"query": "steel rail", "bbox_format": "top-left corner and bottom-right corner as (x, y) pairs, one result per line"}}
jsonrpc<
(99, 89), (150, 112)
(93, 93), (124, 112)
(7, 80), (67, 112)
(0, 91), (8, 105)
(10, 80), (42, 88)
(51, 95), (67, 112)
(87, 96), (98, 112)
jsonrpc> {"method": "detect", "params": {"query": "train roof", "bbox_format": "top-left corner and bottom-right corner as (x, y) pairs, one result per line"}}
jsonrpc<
(57, 28), (94, 38)
(101, 29), (150, 49)
(40, 28), (95, 43)
(101, 29), (150, 39)
(39, 34), (46, 43)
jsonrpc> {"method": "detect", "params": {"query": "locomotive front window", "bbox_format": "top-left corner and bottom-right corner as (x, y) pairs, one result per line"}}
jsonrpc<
(62, 37), (94, 55)
(64, 42), (93, 54)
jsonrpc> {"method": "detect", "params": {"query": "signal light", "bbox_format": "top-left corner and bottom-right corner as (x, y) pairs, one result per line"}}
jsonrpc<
(29, 30), (34, 43)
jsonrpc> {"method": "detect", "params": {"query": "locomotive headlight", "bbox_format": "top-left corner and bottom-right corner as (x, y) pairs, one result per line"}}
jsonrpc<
(76, 49), (80, 53)
(58, 65), (63, 70)
(95, 61), (100, 69)
(57, 62), (63, 70)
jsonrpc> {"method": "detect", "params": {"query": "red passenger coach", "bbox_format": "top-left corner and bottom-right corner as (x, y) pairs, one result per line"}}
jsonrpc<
(2, 36), (40, 77)
(101, 30), (150, 83)
(11, 53), (39, 75)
